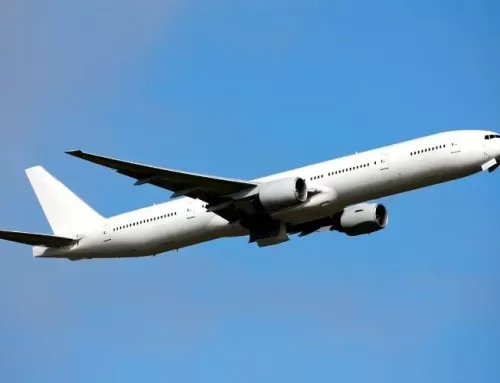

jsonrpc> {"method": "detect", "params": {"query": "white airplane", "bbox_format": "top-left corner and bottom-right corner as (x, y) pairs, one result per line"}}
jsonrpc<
(1, 130), (499, 261)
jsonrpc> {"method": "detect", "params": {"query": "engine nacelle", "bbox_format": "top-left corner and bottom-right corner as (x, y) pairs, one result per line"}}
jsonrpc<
(257, 177), (308, 211)
(332, 203), (388, 236)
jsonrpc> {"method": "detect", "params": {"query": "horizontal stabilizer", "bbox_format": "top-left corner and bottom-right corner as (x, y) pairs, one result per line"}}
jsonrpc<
(0, 230), (76, 247)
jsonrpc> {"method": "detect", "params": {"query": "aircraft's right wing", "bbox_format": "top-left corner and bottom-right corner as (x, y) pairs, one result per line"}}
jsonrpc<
(0, 230), (76, 247)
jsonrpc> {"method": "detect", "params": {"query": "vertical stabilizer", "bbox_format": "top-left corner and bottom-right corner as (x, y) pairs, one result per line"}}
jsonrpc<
(25, 166), (104, 237)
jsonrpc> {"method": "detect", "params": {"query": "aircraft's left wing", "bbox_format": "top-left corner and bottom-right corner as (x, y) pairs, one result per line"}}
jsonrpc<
(0, 230), (76, 247)
(66, 150), (258, 207)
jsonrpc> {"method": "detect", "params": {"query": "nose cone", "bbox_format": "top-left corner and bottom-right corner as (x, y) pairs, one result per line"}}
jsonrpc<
(493, 143), (500, 159)
(484, 132), (500, 159)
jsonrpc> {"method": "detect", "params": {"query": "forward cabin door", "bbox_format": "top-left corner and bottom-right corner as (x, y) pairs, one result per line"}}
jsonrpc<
(379, 153), (390, 170)
(102, 223), (111, 242)
(450, 142), (461, 153)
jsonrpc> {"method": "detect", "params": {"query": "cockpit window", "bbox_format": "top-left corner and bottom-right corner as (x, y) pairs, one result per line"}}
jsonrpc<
(485, 134), (500, 140)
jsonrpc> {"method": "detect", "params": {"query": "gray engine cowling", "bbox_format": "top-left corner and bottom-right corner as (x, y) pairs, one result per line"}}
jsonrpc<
(332, 203), (388, 236)
(257, 177), (308, 211)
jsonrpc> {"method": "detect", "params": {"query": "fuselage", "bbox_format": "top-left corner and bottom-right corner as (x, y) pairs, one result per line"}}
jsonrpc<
(34, 130), (500, 260)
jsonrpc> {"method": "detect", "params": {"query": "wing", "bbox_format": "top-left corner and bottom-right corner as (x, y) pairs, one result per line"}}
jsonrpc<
(0, 230), (76, 247)
(66, 150), (258, 221)
(66, 150), (257, 199)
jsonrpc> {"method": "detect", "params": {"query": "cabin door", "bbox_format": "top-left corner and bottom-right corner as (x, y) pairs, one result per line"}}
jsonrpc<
(450, 142), (461, 153)
(102, 223), (111, 242)
(379, 153), (390, 170)
(186, 201), (196, 219)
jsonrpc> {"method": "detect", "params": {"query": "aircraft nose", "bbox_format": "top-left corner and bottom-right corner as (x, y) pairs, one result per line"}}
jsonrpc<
(482, 133), (500, 159)
(490, 140), (500, 160)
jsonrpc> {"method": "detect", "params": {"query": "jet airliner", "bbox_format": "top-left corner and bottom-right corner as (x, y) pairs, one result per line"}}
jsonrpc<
(1, 130), (499, 260)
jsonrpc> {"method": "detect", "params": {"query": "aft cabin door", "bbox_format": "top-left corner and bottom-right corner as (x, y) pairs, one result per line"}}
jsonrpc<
(102, 224), (111, 242)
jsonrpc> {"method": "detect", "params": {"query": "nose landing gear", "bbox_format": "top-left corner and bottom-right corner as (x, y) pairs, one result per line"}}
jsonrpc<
(482, 158), (499, 173)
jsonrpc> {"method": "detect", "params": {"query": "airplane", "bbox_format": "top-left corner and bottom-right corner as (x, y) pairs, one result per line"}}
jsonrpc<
(1, 130), (499, 261)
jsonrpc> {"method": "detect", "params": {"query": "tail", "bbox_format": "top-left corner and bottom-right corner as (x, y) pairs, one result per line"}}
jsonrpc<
(25, 166), (104, 237)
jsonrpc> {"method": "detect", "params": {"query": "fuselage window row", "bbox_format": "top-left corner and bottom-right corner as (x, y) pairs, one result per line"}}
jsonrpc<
(113, 211), (178, 231)
(410, 144), (446, 156)
(310, 162), (372, 181)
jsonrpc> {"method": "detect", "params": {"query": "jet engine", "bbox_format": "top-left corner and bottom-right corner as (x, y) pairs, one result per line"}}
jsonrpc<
(331, 203), (388, 236)
(257, 177), (308, 211)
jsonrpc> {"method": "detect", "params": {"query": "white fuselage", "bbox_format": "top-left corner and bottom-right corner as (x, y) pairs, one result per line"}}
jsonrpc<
(34, 130), (500, 260)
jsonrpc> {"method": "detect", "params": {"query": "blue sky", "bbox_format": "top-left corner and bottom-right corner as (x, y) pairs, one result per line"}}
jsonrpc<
(1, 0), (500, 382)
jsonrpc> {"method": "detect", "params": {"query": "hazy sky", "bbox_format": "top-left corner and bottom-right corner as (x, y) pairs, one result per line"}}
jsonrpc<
(1, 1), (499, 382)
